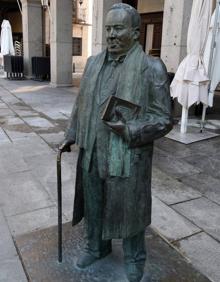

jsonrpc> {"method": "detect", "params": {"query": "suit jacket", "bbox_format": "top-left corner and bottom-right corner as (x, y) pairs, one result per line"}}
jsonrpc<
(66, 43), (173, 239)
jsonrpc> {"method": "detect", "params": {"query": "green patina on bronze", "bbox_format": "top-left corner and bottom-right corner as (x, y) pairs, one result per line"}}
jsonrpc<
(61, 3), (173, 281)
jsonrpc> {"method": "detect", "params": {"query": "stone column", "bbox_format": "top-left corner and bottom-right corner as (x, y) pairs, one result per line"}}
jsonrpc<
(50, 0), (73, 87)
(21, 0), (43, 77)
(92, 0), (122, 55)
(160, 0), (193, 73)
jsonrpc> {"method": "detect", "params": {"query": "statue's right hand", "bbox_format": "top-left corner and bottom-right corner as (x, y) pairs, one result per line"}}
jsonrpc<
(59, 139), (75, 153)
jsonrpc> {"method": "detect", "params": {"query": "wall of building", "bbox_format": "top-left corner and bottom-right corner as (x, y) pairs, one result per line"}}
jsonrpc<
(92, 0), (121, 55)
(137, 0), (164, 13)
(72, 24), (89, 72)
(42, 0), (90, 72)
(72, 0), (91, 72)
(45, 10), (50, 45)
(160, 0), (193, 72)
(137, 0), (193, 73)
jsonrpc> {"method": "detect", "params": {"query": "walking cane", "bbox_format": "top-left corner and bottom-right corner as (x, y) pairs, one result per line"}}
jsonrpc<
(57, 149), (63, 263)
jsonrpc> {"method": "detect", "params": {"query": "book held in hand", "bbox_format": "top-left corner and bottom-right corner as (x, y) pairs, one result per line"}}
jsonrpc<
(101, 95), (141, 122)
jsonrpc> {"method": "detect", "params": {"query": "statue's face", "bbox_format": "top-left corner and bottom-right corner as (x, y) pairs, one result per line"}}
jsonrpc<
(105, 9), (136, 56)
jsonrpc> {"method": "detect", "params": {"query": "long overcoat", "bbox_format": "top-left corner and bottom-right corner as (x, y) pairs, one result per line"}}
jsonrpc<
(65, 43), (173, 239)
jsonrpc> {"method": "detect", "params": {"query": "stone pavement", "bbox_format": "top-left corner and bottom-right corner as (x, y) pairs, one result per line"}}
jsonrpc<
(14, 222), (210, 282)
(0, 77), (219, 282)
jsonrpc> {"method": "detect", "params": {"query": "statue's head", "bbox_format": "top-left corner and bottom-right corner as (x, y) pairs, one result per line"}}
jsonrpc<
(105, 3), (141, 57)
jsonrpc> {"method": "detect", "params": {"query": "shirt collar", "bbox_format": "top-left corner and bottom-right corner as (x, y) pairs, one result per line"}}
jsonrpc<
(107, 42), (139, 65)
(107, 53), (126, 64)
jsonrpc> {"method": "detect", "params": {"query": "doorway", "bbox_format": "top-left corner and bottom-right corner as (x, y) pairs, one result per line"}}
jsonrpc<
(139, 12), (163, 57)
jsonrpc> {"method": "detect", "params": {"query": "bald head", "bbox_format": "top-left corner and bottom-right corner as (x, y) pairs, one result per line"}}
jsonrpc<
(109, 3), (141, 29)
(105, 4), (140, 57)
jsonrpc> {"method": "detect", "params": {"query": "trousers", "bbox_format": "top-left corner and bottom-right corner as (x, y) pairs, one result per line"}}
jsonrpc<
(82, 148), (146, 266)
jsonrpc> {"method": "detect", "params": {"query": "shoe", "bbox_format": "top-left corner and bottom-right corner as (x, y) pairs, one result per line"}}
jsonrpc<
(125, 263), (145, 282)
(76, 248), (112, 269)
(76, 252), (99, 269)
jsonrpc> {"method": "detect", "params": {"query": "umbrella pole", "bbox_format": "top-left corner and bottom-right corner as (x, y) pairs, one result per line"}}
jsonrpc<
(180, 107), (188, 133)
(200, 104), (207, 132)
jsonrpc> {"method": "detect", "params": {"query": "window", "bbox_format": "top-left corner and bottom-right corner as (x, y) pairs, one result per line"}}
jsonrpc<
(122, 0), (138, 9)
(72, 37), (82, 56)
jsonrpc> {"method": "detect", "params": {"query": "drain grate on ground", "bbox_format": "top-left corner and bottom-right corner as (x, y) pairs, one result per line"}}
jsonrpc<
(14, 222), (211, 282)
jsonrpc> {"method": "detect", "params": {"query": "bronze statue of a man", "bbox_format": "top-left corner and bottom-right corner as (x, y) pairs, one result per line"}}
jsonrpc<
(60, 3), (172, 282)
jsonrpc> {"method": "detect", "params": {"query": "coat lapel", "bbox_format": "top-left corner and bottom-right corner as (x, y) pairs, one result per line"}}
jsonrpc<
(109, 44), (146, 177)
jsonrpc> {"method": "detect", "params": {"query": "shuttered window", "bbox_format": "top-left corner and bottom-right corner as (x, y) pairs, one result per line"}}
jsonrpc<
(72, 37), (82, 56)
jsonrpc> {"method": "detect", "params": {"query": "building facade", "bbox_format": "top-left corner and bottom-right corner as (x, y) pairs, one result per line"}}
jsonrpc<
(0, 0), (216, 86)
(92, 0), (194, 73)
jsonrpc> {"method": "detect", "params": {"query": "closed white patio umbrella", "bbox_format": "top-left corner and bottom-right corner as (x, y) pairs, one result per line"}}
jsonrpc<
(201, 1), (220, 127)
(170, 0), (212, 133)
(0, 19), (15, 56)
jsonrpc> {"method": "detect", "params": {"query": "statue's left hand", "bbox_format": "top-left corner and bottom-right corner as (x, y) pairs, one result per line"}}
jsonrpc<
(103, 108), (129, 140)
(104, 120), (126, 137)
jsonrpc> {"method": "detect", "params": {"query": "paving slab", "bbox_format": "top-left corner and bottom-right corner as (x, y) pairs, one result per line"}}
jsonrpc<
(155, 138), (193, 159)
(0, 146), (29, 175)
(24, 151), (75, 186)
(0, 211), (27, 282)
(2, 120), (32, 131)
(0, 102), (8, 109)
(23, 152), (76, 219)
(156, 136), (220, 159)
(1, 94), (21, 105)
(40, 132), (65, 148)
(11, 89), (76, 115)
(178, 172), (220, 205)
(152, 167), (201, 205)
(0, 171), (54, 217)
(172, 197), (220, 241)
(153, 148), (201, 178)
(13, 136), (54, 157)
(41, 109), (68, 120)
(59, 109), (71, 118)
(5, 83), (48, 95)
(9, 103), (35, 111)
(0, 87), (10, 98)
(151, 197), (201, 242)
(0, 79), (219, 282)
(0, 257), (27, 282)
(7, 206), (59, 236)
(1, 117), (38, 141)
(183, 153), (220, 179)
(13, 110), (39, 117)
(5, 129), (37, 141)
(14, 222), (211, 282)
(176, 232), (220, 282)
(0, 127), (10, 143)
(13, 90), (76, 109)
(23, 117), (55, 128)
(3, 116), (26, 125)
(10, 103), (32, 110)
(189, 136), (220, 156)
(0, 211), (18, 259)
(0, 108), (15, 116)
